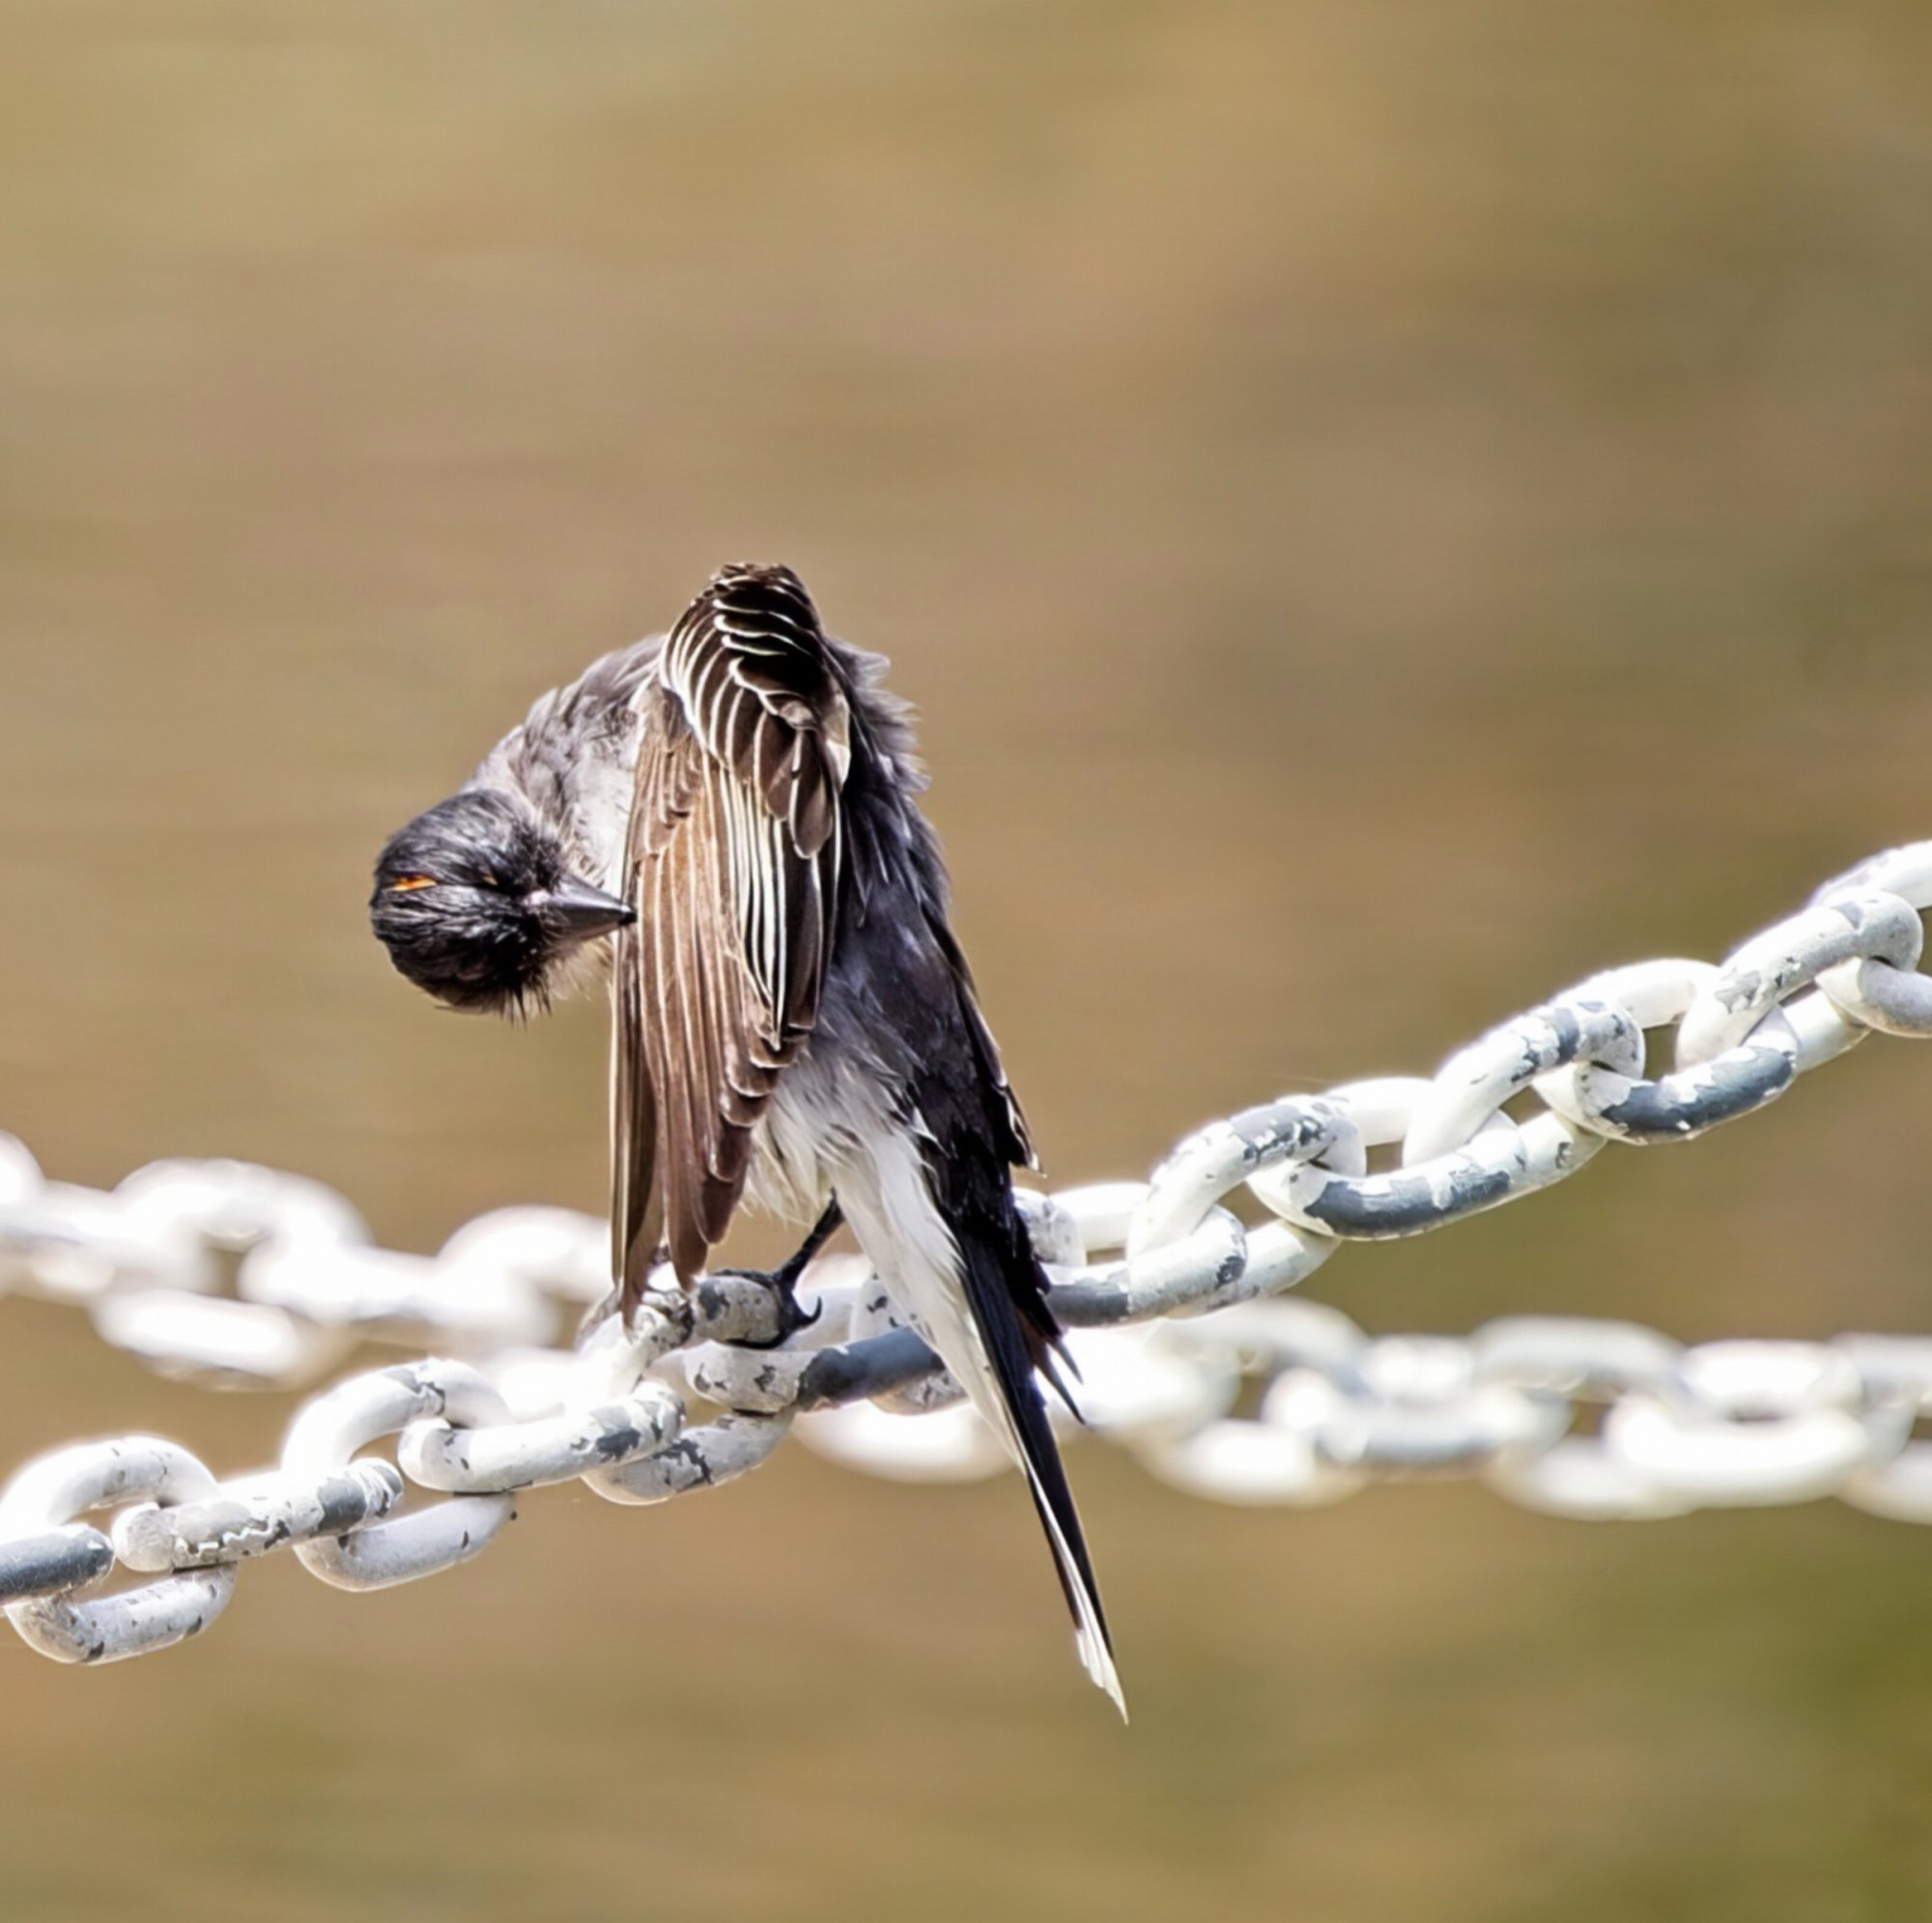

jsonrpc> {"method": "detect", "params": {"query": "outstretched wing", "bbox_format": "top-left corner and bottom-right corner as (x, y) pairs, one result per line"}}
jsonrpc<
(612, 564), (851, 1310)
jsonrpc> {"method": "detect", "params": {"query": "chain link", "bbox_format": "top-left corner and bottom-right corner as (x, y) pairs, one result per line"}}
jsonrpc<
(4, 840), (1932, 1663)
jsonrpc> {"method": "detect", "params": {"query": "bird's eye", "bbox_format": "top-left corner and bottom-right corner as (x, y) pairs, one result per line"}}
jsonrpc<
(385, 876), (438, 892)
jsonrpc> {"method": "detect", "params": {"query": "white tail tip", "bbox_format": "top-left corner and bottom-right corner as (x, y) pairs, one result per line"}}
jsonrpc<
(1078, 1621), (1129, 1722)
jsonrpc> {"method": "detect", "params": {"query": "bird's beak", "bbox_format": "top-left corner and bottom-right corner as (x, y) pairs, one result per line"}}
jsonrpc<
(540, 874), (636, 940)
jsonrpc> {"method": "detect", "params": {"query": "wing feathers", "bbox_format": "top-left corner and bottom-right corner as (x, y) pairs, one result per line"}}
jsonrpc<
(615, 565), (850, 1307)
(611, 917), (662, 1299)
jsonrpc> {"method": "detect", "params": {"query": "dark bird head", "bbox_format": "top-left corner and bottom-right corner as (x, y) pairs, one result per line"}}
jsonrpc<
(369, 790), (633, 1016)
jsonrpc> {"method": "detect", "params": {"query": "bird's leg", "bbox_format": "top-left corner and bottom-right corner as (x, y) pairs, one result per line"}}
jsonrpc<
(721, 1201), (843, 1349)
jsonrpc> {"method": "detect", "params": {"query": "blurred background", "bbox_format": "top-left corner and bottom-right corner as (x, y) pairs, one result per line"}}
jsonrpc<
(3, 0), (1931, 1915)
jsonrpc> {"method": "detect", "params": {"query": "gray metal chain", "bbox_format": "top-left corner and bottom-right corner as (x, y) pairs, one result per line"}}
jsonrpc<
(4, 840), (1931, 1664)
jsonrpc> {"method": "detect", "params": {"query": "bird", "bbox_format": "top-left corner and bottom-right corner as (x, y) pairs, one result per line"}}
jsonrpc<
(369, 562), (1122, 1713)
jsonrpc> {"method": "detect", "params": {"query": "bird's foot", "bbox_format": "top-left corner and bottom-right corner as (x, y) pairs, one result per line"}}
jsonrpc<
(715, 1201), (843, 1350)
(714, 1261), (825, 1349)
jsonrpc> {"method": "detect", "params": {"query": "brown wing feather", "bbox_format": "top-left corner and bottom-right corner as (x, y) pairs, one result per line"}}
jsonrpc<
(614, 565), (850, 1309)
(610, 912), (661, 1295)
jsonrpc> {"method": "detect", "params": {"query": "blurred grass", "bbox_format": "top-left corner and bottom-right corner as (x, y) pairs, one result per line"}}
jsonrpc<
(2, 0), (1931, 1916)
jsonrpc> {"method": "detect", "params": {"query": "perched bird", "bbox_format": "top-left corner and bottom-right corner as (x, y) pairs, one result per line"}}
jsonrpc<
(370, 563), (1122, 1711)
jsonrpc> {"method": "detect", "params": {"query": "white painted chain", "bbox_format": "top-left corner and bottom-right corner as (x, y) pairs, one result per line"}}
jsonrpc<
(3, 840), (1931, 1664)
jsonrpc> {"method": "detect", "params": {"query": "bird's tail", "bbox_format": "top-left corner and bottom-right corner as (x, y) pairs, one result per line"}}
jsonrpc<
(912, 1166), (1128, 1722)
(942, 1184), (1125, 1719)
(838, 1122), (1123, 1715)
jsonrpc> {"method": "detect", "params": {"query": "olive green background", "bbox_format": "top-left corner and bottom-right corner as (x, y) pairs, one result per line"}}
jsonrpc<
(3, 2), (1931, 1917)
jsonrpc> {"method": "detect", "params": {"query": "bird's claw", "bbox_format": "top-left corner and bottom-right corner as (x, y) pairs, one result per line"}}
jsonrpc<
(716, 1267), (824, 1349)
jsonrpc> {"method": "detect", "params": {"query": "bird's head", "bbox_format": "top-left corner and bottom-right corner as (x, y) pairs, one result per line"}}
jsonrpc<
(369, 790), (633, 1017)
